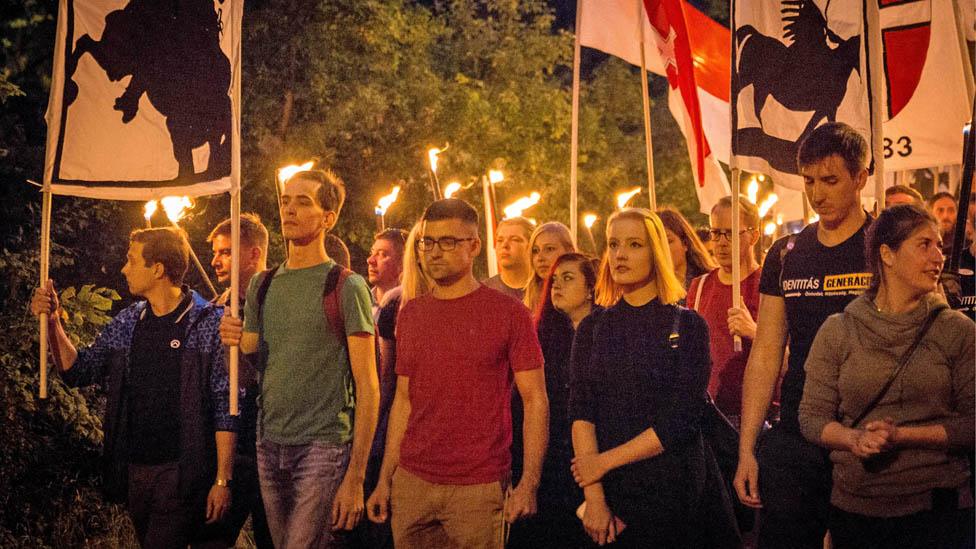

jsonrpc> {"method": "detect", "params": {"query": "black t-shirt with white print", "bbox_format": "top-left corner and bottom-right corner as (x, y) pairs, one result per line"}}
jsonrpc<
(759, 216), (872, 431)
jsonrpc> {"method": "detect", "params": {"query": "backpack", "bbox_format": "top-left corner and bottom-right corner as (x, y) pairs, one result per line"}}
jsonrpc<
(254, 263), (352, 362)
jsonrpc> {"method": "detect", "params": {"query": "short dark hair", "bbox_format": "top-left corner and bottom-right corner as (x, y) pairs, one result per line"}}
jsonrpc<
(927, 191), (956, 208)
(865, 204), (938, 294)
(325, 234), (351, 268)
(421, 198), (479, 227)
(129, 227), (190, 285)
(374, 228), (408, 259)
(885, 185), (923, 204)
(207, 212), (269, 252)
(797, 122), (868, 176)
(287, 169), (347, 217)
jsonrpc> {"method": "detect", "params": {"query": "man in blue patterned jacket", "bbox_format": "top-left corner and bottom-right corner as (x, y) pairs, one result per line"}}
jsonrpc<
(32, 227), (237, 549)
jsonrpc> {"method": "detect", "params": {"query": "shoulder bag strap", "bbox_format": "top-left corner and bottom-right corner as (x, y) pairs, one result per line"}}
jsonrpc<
(323, 266), (350, 348)
(850, 307), (942, 427)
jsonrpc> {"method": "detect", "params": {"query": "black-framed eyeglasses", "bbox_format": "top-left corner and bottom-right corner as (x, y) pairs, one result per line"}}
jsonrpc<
(708, 228), (755, 242)
(417, 236), (475, 252)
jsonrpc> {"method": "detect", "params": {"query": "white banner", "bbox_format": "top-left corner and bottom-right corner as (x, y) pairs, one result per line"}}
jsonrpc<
(44, 0), (242, 200)
(731, 0), (876, 191)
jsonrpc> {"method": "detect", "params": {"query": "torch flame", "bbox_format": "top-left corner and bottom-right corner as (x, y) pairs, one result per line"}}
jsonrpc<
(616, 187), (642, 210)
(277, 161), (315, 185)
(503, 192), (541, 220)
(758, 193), (779, 218)
(583, 213), (598, 229)
(488, 170), (504, 184)
(375, 186), (401, 216)
(776, 213), (784, 226)
(428, 148), (442, 174)
(764, 221), (777, 236)
(143, 200), (158, 221)
(444, 182), (462, 199)
(160, 196), (194, 223)
(746, 178), (759, 204)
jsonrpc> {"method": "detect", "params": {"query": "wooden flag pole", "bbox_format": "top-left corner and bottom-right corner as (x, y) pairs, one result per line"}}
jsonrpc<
(228, 6), (243, 417)
(483, 175), (499, 277)
(229, 187), (240, 416)
(730, 168), (742, 352)
(866, 0), (885, 211)
(38, 187), (53, 399)
(570, 0), (583, 246)
(638, 0), (657, 211)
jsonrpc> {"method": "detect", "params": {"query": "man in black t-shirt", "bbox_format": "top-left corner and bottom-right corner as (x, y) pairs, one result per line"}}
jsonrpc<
(734, 123), (873, 549)
(32, 228), (236, 549)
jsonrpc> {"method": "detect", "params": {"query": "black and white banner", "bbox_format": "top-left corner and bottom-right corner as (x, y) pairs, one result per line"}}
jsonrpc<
(732, 0), (876, 191)
(44, 0), (242, 200)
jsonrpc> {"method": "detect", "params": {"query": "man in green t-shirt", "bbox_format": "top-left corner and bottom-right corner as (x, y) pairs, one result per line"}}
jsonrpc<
(220, 169), (378, 548)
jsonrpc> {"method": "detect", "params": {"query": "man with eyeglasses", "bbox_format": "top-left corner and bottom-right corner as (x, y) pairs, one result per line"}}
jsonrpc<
(687, 195), (762, 427)
(365, 198), (548, 549)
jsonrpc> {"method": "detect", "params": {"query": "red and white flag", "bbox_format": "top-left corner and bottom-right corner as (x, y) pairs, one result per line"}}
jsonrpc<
(880, 0), (971, 172)
(579, 0), (730, 213)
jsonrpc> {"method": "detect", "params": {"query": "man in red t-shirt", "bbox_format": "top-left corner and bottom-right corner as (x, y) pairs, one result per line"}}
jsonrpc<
(687, 195), (761, 425)
(365, 199), (548, 549)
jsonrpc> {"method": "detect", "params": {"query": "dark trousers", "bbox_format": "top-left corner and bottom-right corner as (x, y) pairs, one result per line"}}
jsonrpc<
(128, 462), (188, 549)
(756, 424), (832, 549)
(830, 499), (975, 549)
(191, 453), (273, 548)
(507, 504), (593, 549)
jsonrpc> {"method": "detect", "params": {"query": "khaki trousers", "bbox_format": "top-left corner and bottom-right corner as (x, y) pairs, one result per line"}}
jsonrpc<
(391, 468), (505, 549)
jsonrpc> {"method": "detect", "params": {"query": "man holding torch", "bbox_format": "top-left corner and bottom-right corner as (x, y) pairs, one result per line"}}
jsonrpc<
(219, 169), (379, 548)
(31, 227), (237, 549)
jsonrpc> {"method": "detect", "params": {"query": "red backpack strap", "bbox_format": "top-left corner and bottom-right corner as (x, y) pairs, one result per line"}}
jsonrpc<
(323, 265), (351, 348)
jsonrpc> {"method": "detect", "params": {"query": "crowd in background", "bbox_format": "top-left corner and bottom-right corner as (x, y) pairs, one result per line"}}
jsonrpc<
(31, 121), (974, 548)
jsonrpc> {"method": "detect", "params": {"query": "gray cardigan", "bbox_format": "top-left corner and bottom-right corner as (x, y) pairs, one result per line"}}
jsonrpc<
(799, 293), (975, 517)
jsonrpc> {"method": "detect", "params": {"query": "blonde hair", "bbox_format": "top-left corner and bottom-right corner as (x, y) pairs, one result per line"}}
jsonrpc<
(399, 223), (430, 310)
(594, 208), (686, 307)
(523, 221), (575, 310)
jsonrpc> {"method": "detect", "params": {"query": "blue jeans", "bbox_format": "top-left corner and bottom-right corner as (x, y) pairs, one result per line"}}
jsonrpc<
(257, 439), (351, 549)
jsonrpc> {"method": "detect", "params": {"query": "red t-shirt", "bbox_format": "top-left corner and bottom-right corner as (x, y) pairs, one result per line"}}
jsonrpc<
(687, 268), (761, 416)
(396, 285), (544, 484)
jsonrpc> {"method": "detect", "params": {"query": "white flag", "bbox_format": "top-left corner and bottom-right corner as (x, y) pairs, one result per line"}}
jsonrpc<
(44, 0), (242, 200)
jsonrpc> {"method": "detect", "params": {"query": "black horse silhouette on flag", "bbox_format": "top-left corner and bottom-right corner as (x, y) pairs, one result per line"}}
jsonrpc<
(63, 0), (231, 183)
(733, 0), (861, 174)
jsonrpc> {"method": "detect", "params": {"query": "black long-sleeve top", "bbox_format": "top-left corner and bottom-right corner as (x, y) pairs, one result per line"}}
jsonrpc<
(568, 298), (711, 518)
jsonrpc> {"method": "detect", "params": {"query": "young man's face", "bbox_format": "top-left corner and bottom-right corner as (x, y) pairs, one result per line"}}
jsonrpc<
(121, 241), (159, 297)
(367, 238), (403, 287)
(801, 154), (866, 229)
(280, 177), (334, 244)
(494, 223), (530, 271)
(930, 196), (957, 236)
(419, 219), (481, 285)
(210, 234), (261, 286)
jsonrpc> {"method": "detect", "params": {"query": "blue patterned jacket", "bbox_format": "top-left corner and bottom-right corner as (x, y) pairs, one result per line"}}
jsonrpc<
(62, 289), (238, 503)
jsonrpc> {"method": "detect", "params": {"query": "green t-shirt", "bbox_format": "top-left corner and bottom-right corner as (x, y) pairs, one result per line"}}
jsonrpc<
(244, 261), (374, 445)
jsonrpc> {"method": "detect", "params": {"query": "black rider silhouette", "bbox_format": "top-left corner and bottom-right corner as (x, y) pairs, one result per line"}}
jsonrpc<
(64, 0), (231, 182)
(734, 0), (861, 174)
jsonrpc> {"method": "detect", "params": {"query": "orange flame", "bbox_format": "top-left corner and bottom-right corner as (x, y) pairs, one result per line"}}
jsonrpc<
(503, 192), (541, 219)
(277, 161), (315, 185)
(375, 186), (401, 216)
(616, 187), (642, 209)
(161, 196), (194, 223)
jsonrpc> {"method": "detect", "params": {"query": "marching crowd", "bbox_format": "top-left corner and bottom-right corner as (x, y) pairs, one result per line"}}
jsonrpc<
(31, 121), (974, 549)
